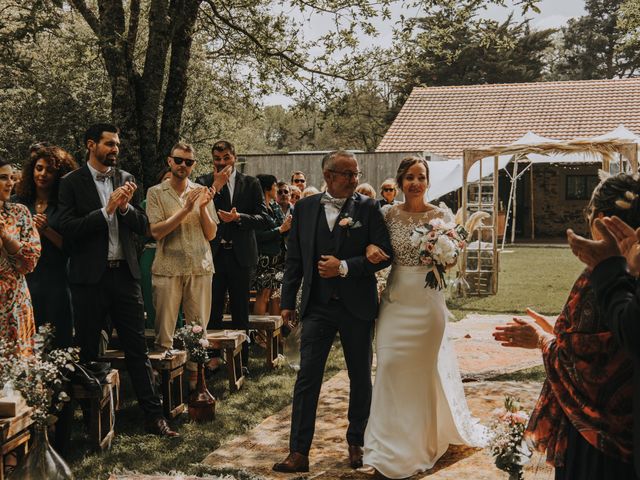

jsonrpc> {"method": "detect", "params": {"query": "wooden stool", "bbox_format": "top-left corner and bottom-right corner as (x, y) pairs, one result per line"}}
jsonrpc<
(99, 350), (187, 419)
(71, 369), (119, 451)
(248, 315), (284, 369)
(0, 408), (33, 480)
(206, 330), (247, 392)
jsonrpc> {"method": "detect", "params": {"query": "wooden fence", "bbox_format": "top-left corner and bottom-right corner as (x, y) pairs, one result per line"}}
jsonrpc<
(238, 151), (426, 197)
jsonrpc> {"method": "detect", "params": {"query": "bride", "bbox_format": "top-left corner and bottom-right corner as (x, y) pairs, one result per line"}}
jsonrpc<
(363, 156), (487, 479)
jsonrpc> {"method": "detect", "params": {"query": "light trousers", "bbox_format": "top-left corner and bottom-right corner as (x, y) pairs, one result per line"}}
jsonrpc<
(152, 273), (212, 351)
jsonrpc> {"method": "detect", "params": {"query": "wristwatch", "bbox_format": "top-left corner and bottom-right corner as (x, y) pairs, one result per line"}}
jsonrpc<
(338, 260), (348, 278)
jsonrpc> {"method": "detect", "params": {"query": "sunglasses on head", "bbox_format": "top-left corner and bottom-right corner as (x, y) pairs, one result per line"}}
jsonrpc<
(278, 189), (290, 195)
(171, 156), (195, 167)
(293, 178), (305, 183)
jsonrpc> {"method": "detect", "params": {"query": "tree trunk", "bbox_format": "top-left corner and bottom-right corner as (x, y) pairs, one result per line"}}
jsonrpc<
(157, 0), (202, 184)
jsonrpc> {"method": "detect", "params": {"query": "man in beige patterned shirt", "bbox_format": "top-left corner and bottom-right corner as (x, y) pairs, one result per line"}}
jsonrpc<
(146, 142), (218, 354)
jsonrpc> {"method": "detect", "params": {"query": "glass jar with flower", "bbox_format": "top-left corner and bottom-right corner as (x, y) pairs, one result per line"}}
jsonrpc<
(174, 322), (215, 421)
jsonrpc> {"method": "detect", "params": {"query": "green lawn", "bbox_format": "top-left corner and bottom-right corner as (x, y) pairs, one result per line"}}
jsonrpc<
(448, 246), (585, 319)
(67, 246), (579, 479)
(68, 344), (345, 480)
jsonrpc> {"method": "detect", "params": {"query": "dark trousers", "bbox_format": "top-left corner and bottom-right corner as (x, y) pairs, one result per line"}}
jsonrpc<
(70, 264), (163, 421)
(210, 248), (253, 365)
(289, 300), (374, 455)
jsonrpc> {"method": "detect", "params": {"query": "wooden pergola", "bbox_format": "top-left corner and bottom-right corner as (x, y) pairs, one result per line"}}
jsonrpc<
(460, 137), (639, 296)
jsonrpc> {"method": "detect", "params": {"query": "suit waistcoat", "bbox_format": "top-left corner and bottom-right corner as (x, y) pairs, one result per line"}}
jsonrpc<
(311, 208), (339, 304)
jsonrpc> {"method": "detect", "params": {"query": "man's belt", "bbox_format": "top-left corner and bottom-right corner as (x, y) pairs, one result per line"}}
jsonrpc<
(107, 260), (124, 268)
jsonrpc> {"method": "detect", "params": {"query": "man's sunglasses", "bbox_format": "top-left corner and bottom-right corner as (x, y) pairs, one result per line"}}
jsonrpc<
(382, 187), (396, 192)
(292, 178), (306, 183)
(277, 189), (290, 195)
(171, 156), (195, 167)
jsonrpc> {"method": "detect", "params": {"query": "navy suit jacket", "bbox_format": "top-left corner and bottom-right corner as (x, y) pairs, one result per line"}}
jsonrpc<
(58, 164), (148, 284)
(281, 192), (393, 322)
(195, 170), (268, 268)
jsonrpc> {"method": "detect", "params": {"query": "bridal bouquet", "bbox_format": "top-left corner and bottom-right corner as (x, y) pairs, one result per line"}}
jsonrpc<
(488, 396), (532, 480)
(410, 218), (468, 290)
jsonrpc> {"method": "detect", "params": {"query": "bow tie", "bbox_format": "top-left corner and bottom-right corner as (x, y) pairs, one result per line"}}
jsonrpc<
(95, 169), (114, 182)
(320, 195), (347, 209)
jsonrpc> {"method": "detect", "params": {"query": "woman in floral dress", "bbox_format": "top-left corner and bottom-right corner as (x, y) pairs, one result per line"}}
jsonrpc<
(0, 158), (41, 345)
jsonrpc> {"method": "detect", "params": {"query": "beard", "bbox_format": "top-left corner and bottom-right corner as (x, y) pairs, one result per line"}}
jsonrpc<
(98, 153), (117, 168)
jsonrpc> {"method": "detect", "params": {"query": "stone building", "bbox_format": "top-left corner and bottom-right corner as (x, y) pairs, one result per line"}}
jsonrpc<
(377, 78), (640, 239)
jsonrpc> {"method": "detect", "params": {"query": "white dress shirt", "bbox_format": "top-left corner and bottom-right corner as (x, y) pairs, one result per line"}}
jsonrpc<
(322, 192), (349, 276)
(87, 163), (125, 261)
(227, 167), (237, 202)
(322, 192), (346, 231)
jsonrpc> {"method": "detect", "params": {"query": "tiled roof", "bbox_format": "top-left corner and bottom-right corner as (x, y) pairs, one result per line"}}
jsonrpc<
(376, 78), (640, 158)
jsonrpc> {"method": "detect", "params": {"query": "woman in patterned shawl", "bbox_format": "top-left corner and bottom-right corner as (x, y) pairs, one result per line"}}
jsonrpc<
(0, 158), (41, 346)
(494, 173), (640, 480)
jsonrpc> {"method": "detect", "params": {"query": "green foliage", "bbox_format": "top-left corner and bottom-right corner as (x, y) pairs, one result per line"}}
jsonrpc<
(392, 2), (555, 103)
(551, 0), (640, 79)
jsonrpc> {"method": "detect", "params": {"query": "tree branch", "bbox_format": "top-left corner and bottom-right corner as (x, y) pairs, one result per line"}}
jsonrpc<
(68, 0), (100, 35)
(203, 0), (363, 82)
(126, 0), (141, 66)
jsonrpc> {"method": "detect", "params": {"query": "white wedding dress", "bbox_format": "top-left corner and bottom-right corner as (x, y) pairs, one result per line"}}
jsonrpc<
(363, 205), (488, 479)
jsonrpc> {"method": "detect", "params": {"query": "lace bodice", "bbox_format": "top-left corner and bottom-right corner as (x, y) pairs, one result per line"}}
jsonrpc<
(383, 204), (451, 266)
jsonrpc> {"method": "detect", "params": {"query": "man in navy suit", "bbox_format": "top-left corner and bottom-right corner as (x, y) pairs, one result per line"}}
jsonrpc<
(58, 123), (177, 436)
(273, 151), (393, 473)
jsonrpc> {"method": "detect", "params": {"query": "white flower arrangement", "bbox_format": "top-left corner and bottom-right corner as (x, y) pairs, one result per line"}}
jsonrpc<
(175, 321), (210, 364)
(488, 396), (532, 480)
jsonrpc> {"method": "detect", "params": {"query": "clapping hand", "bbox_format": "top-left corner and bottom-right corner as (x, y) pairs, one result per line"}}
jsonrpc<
(493, 309), (553, 349)
(567, 219), (621, 270)
(183, 187), (202, 211)
(198, 187), (214, 209)
(33, 213), (48, 231)
(602, 216), (640, 275)
(279, 214), (292, 234)
(117, 181), (137, 213)
(218, 207), (240, 223)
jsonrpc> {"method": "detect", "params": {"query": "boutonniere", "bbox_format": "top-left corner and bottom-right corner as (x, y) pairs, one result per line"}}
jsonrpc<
(338, 217), (363, 233)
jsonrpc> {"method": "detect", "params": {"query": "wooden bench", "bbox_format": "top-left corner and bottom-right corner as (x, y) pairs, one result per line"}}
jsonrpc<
(71, 369), (119, 451)
(98, 350), (187, 419)
(0, 408), (33, 480)
(206, 330), (247, 392)
(248, 315), (284, 369)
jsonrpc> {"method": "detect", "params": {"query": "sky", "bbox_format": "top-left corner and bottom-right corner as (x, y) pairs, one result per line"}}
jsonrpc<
(263, 0), (587, 106)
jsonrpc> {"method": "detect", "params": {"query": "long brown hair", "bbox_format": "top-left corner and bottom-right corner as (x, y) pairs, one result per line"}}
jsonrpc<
(16, 146), (78, 204)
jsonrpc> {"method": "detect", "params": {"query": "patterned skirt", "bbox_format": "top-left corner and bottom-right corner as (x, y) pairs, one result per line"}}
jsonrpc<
(253, 251), (285, 293)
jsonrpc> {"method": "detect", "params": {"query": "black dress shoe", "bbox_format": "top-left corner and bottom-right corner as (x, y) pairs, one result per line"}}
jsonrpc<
(273, 452), (309, 472)
(348, 444), (363, 469)
(145, 417), (179, 437)
(241, 366), (250, 377)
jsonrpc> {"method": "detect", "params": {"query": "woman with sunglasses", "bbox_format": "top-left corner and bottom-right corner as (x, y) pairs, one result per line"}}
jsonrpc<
(253, 174), (291, 315)
(14, 146), (77, 347)
(377, 178), (399, 208)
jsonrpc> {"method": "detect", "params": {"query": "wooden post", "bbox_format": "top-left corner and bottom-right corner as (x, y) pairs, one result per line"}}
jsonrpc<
(510, 158), (519, 244)
(530, 164), (535, 240)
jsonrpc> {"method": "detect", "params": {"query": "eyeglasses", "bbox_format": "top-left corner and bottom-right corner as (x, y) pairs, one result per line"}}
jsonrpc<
(292, 178), (306, 184)
(328, 169), (363, 180)
(382, 187), (396, 192)
(277, 190), (290, 195)
(171, 156), (195, 167)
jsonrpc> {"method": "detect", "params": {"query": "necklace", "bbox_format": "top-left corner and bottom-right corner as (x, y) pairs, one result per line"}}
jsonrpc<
(35, 199), (48, 213)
